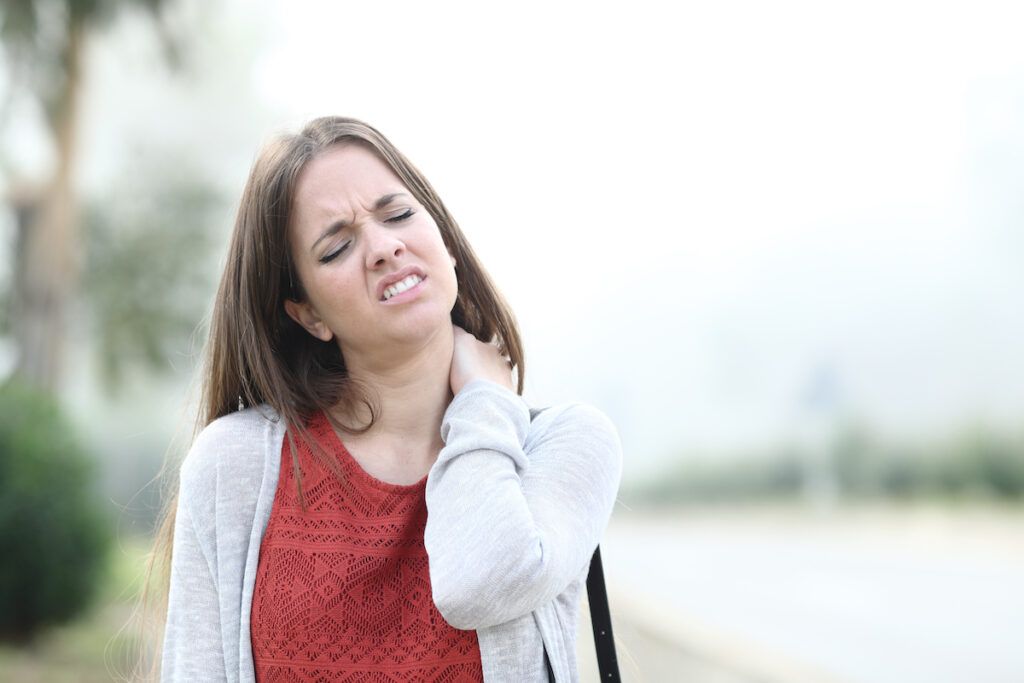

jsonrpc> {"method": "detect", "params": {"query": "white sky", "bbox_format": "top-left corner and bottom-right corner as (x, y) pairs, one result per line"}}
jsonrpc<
(10, 0), (1024, 478)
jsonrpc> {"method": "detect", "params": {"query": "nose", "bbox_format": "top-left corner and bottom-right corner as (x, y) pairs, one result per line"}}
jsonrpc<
(364, 223), (405, 269)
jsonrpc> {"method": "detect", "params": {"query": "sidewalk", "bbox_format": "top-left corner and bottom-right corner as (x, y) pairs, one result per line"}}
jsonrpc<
(577, 592), (752, 683)
(578, 504), (1024, 682)
(577, 584), (845, 683)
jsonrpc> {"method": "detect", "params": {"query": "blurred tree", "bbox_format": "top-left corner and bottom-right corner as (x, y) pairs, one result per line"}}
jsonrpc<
(0, 0), (176, 393)
(83, 152), (219, 392)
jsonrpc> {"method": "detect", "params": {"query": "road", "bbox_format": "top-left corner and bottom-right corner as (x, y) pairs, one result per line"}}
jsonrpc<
(580, 504), (1024, 683)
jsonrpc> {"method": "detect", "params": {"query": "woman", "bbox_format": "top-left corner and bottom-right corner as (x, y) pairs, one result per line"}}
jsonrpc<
(160, 116), (621, 682)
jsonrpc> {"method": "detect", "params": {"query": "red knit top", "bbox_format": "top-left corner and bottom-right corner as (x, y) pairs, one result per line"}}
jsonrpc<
(250, 411), (483, 682)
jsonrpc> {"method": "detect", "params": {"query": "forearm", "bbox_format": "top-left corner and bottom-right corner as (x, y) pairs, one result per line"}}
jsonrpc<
(424, 381), (621, 629)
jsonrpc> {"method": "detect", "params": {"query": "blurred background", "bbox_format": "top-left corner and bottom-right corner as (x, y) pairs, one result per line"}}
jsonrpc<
(1, 0), (1022, 681)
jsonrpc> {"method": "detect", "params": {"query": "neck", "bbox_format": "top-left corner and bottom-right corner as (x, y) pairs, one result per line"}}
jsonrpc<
(332, 324), (454, 465)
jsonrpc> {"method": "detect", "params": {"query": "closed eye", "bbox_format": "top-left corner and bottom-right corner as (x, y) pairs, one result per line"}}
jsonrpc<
(319, 241), (350, 263)
(385, 209), (414, 223)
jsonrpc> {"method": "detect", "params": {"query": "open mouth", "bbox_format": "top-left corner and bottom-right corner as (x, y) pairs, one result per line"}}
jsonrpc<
(382, 274), (424, 301)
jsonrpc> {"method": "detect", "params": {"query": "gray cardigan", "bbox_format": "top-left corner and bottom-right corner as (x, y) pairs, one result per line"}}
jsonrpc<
(162, 380), (621, 682)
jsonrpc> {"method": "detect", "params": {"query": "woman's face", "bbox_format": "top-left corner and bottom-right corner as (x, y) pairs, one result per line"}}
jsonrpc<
(284, 143), (458, 367)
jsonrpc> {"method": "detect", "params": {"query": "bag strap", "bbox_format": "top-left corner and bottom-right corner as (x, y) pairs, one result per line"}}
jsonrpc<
(530, 407), (620, 681)
(586, 545), (620, 681)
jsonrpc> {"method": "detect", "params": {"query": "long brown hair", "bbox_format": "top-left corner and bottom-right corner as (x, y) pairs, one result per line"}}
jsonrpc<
(141, 116), (523, 675)
(204, 115), (523, 427)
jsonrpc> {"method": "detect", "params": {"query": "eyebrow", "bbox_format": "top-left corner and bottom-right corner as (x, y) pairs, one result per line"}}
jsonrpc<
(309, 193), (409, 253)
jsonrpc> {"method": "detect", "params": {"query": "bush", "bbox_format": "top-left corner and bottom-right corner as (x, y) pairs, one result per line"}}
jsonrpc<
(0, 382), (111, 641)
(625, 423), (1024, 507)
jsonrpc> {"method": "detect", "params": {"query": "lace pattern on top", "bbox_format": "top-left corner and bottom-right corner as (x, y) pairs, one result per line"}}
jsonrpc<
(250, 411), (483, 682)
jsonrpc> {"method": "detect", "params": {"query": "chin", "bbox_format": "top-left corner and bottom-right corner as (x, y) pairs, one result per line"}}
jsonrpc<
(384, 308), (453, 343)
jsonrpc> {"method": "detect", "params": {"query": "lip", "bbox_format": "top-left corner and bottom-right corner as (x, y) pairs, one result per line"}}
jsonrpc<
(376, 265), (427, 302)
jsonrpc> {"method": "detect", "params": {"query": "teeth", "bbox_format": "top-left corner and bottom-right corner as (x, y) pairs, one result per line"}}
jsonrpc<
(383, 274), (422, 300)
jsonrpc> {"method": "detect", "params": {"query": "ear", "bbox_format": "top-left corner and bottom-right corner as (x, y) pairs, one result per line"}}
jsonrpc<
(284, 299), (334, 342)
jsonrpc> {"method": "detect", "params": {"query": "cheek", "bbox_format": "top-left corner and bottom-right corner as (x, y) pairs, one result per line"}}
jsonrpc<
(443, 258), (460, 307)
(305, 267), (365, 318)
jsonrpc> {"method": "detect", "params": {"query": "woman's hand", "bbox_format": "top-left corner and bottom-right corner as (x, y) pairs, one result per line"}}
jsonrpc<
(450, 325), (515, 395)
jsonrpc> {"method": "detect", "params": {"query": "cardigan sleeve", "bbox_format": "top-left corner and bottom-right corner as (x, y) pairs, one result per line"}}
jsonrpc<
(160, 407), (284, 683)
(424, 380), (622, 629)
(162, 448), (229, 682)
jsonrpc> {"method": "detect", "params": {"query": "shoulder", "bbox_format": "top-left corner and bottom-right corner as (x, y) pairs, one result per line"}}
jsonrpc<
(527, 402), (620, 449)
(524, 401), (623, 487)
(179, 405), (285, 506)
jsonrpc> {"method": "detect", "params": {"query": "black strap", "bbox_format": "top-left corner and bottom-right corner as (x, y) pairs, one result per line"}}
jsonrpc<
(530, 408), (619, 681)
(586, 545), (620, 681)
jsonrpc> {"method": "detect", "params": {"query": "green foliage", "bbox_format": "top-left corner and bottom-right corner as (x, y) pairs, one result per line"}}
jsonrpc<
(939, 430), (1024, 498)
(83, 156), (220, 393)
(631, 446), (804, 506)
(628, 422), (1024, 507)
(0, 263), (9, 338)
(0, 381), (111, 641)
(0, 536), (150, 680)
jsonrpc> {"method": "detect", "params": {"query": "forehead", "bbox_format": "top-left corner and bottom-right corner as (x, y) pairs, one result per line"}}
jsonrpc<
(292, 143), (408, 220)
